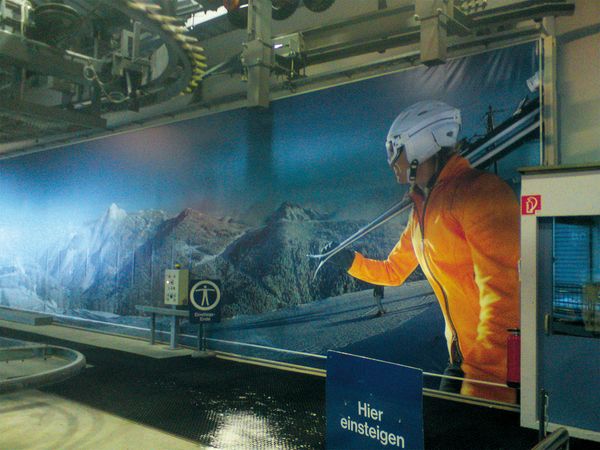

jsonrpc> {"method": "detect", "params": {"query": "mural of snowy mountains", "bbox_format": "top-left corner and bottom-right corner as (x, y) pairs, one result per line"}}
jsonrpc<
(49, 204), (168, 292)
(0, 202), (420, 319)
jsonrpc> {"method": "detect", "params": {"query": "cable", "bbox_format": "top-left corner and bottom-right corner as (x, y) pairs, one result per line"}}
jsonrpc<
(83, 64), (130, 104)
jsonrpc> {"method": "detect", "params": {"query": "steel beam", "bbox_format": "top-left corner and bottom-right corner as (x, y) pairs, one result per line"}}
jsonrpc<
(302, 4), (418, 66)
(0, 98), (106, 129)
(541, 17), (559, 165)
(0, 0), (577, 157)
(244, 0), (272, 108)
(416, 0), (449, 66)
(293, 1), (573, 67)
(464, 0), (575, 25)
(0, 31), (94, 85)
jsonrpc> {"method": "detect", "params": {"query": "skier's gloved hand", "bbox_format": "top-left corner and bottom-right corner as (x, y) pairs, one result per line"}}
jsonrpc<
(321, 241), (355, 271)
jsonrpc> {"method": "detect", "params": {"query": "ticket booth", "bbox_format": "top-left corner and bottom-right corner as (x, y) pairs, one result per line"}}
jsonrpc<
(520, 165), (600, 442)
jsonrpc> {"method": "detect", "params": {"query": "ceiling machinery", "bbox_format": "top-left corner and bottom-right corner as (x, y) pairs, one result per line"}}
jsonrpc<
(0, 0), (574, 158)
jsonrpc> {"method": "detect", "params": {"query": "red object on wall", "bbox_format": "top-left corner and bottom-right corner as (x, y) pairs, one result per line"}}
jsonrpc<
(507, 328), (521, 388)
(521, 194), (542, 215)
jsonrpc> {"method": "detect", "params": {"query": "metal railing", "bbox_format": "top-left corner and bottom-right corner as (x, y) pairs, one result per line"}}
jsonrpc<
(531, 428), (570, 450)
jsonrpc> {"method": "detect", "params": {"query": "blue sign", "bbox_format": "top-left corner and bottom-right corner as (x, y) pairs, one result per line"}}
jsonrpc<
(189, 279), (222, 323)
(326, 351), (423, 450)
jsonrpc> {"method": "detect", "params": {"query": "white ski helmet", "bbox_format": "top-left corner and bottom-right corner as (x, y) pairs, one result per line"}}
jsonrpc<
(385, 100), (462, 168)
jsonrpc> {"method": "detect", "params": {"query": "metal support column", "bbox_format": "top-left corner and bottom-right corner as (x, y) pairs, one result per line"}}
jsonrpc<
(170, 315), (179, 349)
(539, 388), (549, 441)
(541, 17), (559, 165)
(192, 323), (215, 358)
(150, 313), (156, 345)
(169, 305), (179, 350)
(197, 323), (205, 351)
(416, 0), (449, 66)
(243, 0), (272, 108)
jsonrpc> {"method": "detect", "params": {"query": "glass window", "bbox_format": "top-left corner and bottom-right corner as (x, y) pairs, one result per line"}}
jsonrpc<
(551, 216), (600, 337)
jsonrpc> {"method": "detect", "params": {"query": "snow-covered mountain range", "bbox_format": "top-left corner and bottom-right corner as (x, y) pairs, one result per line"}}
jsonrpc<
(0, 202), (420, 318)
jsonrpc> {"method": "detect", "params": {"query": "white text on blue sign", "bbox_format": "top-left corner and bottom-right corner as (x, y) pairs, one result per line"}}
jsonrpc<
(339, 401), (405, 448)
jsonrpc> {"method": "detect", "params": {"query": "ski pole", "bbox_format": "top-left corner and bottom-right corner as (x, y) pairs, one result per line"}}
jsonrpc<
(308, 196), (413, 280)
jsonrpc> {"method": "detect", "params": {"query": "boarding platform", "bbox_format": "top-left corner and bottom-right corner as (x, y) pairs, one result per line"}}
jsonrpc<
(0, 318), (196, 359)
(0, 307), (53, 326)
(1, 321), (596, 449)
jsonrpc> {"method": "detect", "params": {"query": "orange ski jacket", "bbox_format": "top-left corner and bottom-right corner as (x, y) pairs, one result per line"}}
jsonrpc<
(348, 155), (520, 403)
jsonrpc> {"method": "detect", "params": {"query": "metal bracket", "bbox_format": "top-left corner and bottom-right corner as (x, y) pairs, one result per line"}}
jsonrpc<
(414, 3), (474, 35)
(416, 0), (450, 66)
(241, 38), (273, 69)
(113, 21), (150, 79)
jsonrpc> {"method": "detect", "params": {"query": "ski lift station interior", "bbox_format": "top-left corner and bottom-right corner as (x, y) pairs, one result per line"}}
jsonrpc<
(0, 1), (599, 449)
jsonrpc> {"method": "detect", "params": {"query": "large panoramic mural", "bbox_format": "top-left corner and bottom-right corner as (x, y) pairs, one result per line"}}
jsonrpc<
(0, 42), (539, 403)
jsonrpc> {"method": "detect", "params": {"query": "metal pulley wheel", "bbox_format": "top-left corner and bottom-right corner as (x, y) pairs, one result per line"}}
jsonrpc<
(225, 0), (300, 28)
(303, 0), (335, 13)
(272, 0), (300, 20)
(28, 3), (81, 47)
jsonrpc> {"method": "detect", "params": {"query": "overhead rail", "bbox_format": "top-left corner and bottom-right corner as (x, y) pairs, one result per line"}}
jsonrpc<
(0, 0), (574, 157)
(274, 0), (575, 72)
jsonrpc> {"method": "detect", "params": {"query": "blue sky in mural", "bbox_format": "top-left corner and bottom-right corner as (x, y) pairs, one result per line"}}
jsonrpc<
(0, 43), (538, 241)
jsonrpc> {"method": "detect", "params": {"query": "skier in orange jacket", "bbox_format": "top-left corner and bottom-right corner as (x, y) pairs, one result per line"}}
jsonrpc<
(329, 101), (520, 403)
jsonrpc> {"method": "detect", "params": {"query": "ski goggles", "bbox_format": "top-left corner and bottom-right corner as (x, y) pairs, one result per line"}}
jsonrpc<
(385, 138), (405, 167)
